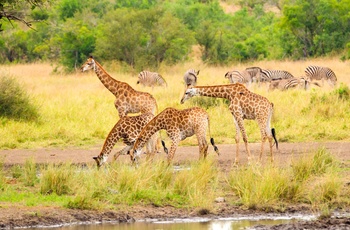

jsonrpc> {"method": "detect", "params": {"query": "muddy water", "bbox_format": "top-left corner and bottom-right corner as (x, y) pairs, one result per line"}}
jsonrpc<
(36, 214), (315, 230)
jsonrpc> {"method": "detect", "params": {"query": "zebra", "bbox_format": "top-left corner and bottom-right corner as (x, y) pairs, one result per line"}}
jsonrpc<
(268, 77), (320, 91)
(137, 71), (167, 88)
(260, 69), (295, 82)
(224, 70), (252, 88)
(183, 69), (200, 87)
(304, 65), (337, 87)
(245, 66), (262, 83)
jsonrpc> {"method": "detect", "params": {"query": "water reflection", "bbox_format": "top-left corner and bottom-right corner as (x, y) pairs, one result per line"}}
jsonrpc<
(38, 214), (315, 230)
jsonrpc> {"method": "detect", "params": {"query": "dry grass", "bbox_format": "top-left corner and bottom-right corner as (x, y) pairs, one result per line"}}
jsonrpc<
(0, 57), (349, 149)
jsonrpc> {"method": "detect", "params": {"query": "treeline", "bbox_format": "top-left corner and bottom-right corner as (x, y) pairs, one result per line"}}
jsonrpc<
(1, 0), (350, 72)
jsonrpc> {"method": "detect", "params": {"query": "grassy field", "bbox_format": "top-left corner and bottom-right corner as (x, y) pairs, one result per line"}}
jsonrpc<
(1, 58), (350, 214)
(0, 149), (348, 214)
(0, 57), (349, 149)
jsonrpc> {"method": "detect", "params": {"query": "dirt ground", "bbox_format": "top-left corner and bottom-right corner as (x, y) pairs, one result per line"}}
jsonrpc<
(1, 142), (350, 229)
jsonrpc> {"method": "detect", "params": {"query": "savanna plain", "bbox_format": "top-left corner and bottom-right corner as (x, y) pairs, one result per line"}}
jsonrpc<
(1, 57), (350, 229)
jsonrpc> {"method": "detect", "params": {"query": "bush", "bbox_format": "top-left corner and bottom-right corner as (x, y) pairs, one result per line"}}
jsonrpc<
(0, 75), (39, 120)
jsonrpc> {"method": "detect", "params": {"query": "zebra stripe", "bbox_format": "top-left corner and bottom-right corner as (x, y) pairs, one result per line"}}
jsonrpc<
(260, 69), (294, 82)
(304, 65), (337, 87)
(137, 71), (167, 88)
(224, 70), (252, 87)
(183, 69), (200, 87)
(268, 77), (312, 91)
(245, 66), (262, 83)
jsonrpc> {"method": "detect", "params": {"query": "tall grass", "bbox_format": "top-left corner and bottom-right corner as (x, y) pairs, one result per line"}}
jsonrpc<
(0, 150), (348, 213)
(227, 148), (344, 212)
(0, 58), (349, 149)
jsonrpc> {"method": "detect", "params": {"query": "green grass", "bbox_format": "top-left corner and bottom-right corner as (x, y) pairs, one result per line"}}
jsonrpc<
(0, 151), (348, 213)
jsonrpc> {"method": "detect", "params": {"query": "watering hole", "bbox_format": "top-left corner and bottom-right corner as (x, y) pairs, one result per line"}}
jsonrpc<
(31, 214), (315, 230)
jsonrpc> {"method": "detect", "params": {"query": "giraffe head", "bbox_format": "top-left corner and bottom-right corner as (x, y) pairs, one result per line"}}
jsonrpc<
(180, 86), (197, 104)
(93, 154), (108, 168)
(81, 56), (96, 72)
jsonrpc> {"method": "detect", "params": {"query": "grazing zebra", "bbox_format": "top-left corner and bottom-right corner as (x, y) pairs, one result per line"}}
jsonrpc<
(304, 65), (337, 87)
(245, 66), (262, 83)
(183, 69), (200, 87)
(224, 70), (252, 87)
(137, 71), (167, 88)
(260, 69), (294, 82)
(268, 77), (321, 91)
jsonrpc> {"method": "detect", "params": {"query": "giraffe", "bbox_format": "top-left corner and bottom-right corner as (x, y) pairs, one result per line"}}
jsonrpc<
(80, 56), (158, 117)
(131, 107), (220, 164)
(93, 113), (158, 168)
(180, 83), (278, 164)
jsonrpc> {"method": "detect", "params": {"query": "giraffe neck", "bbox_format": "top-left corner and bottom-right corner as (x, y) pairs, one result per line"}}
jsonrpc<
(98, 127), (120, 158)
(195, 85), (234, 100)
(93, 60), (122, 95)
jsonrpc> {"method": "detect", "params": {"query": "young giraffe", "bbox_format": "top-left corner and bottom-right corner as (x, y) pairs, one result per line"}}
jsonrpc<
(180, 83), (278, 164)
(80, 56), (158, 117)
(93, 113), (158, 168)
(131, 107), (220, 164)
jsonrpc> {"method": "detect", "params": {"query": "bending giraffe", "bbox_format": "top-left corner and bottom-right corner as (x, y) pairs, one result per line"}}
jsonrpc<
(131, 107), (220, 164)
(180, 83), (278, 164)
(80, 56), (158, 117)
(93, 113), (158, 168)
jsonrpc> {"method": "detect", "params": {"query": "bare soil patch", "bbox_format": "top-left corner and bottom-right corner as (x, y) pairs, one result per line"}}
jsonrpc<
(1, 142), (350, 229)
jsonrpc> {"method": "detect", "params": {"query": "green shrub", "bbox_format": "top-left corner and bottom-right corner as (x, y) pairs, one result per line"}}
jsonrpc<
(333, 83), (350, 100)
(0, 75), (39, 120)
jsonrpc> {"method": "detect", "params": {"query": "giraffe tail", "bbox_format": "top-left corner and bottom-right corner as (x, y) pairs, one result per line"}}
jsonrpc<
(161, 140), (169, 155)
(271, 128), (278, 150)
(210, 137), (220, 156)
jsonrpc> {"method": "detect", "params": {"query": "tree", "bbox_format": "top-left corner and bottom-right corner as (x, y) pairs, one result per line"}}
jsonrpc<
(95, 8), (194, 70)
(0, 0), (49, 31)
(279, 0), (350, 58)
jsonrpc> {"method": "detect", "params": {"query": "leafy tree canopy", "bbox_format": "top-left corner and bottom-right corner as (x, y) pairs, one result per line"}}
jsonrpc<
(0, 0), (50, 31)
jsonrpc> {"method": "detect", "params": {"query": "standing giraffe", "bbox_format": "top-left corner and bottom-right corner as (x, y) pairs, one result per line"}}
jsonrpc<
(131, 107), (220, 164)
(93, 113), (158, 168)
(180, 83), (278, 164)
(80, 56), (158, 117)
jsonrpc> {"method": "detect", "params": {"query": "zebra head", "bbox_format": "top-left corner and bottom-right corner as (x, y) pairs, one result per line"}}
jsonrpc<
(180, 87), (197, 104)
(81, 56), (96, 72)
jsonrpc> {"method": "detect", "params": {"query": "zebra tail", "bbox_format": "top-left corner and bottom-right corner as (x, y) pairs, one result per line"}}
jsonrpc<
(271, 128), (278, 150)
(210, 137), (220, 155)
(161, 140), (168, 154)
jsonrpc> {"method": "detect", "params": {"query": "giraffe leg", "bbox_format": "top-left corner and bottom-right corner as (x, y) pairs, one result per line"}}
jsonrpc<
(197, 137), (208, 160)
(196, 128), (208, 160)
(113, 145), (133, 161)
(233, 116), (251, 164)
(167, 140), (179, 164)
(145, 133), (158, 161)
(232, 116), (240, 164)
